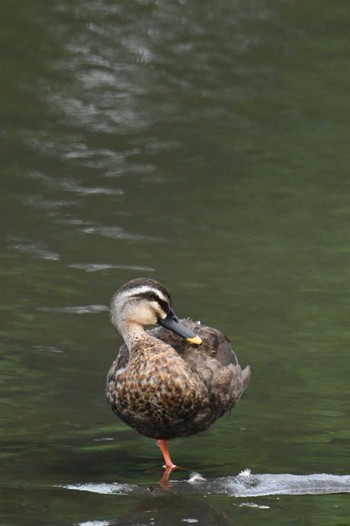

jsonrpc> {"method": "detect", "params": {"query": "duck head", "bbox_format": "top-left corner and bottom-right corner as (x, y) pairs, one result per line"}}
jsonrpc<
(110, 278), (202, 345)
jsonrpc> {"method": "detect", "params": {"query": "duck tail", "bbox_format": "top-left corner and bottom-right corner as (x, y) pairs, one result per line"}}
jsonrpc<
(242, 365), (251, 391)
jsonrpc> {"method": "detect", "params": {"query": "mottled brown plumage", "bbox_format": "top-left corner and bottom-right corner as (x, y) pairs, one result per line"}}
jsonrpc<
(106, 278), (250, 466)
(107, 319), (250, 439)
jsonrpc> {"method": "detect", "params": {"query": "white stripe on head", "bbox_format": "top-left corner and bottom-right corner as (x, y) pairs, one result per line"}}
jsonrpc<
(109, 279), (171, 337)
(118, 284), (169, 303)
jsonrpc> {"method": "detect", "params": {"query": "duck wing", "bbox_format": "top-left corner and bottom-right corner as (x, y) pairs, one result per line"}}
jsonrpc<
(149, 318), (251, 409)
(110, 319), (250, 392)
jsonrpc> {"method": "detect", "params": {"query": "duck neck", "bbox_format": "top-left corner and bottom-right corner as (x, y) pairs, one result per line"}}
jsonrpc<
(119, 321), (150, 354)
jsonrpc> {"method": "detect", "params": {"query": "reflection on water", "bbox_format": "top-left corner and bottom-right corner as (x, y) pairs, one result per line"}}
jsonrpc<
(2, 0), (350, 525)
(79, 494), (233, 526)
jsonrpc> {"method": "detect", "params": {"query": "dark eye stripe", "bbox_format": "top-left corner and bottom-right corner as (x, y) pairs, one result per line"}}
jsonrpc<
(133, 292), (170, 313)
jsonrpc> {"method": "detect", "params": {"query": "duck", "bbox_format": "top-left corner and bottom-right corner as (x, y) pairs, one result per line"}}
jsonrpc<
(106, 277), (250, 473)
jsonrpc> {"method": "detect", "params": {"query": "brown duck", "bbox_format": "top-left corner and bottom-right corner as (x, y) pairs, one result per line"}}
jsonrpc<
(106, 278), (250, 472)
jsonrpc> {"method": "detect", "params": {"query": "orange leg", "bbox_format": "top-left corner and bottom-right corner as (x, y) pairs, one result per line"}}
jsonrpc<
(156, 439), (176, 468)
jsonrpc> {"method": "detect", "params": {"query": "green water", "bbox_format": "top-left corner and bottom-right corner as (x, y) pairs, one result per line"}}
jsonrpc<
(1, 1), (350, 524)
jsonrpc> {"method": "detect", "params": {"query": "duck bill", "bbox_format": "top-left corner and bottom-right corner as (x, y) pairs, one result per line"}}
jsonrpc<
(158, 309), (202, 345)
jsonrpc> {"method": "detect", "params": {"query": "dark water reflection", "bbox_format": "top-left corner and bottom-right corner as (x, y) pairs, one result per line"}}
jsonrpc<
(2, 0), (350, 524)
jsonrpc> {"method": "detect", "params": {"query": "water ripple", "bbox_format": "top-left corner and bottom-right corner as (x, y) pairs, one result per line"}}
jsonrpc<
(61, 181), (124, 197)
(69, 263), (155, 272)
(82, 226), (162, 242)
(38, 305), (108, 314)
(8, 239), (61, 261)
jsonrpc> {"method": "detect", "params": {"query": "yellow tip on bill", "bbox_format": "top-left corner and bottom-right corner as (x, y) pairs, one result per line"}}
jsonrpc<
(186, 335), (202, 345)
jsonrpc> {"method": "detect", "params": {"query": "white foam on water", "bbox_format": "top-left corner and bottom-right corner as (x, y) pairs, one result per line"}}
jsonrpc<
(60, 482), (134, 495)
(216, 469), (350, 497)
(59, 470), (350, 498)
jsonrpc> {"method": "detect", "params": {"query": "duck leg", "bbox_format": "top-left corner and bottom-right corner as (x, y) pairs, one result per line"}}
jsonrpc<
(156, 439), (176, 468)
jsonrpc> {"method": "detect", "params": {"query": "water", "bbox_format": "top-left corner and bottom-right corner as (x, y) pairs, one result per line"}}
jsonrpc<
(1, 0), (350, 524)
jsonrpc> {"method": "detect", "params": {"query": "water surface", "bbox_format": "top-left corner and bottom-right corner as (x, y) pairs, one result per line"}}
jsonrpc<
(1, 1), (350, 524)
